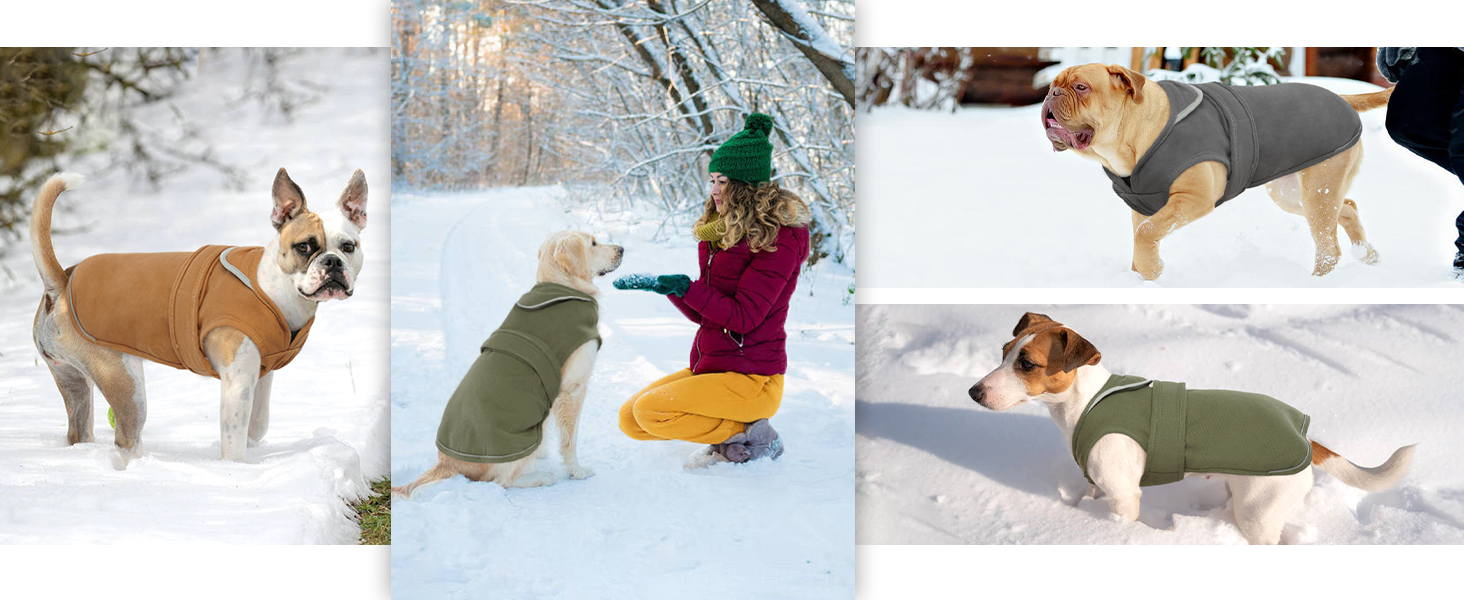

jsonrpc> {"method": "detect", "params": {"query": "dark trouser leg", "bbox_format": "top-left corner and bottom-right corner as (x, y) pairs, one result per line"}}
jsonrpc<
(1383, 48), (1464, 266)
(1452, 75), (1464, 264)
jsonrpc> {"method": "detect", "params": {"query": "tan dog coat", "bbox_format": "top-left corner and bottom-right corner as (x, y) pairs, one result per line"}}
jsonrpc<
(67, 245), (314, 378)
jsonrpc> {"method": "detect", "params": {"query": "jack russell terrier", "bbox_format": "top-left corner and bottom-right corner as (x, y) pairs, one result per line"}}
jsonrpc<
(31, 169), (367, 464)
(969, 312), (1415, 544)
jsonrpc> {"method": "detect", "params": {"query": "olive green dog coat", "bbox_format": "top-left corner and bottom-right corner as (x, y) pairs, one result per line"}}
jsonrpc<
(1072, 375), (1312, 487)
(68, 245), (315, 379)
(435, 283), (602, 464)
(1104, 80), (1363, 217)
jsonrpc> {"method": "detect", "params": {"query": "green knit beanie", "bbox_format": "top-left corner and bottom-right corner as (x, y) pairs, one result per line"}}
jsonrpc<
(708, 113), (774, 184)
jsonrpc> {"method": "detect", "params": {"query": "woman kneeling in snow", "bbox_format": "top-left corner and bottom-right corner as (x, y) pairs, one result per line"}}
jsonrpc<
(614, 113), (811, 466)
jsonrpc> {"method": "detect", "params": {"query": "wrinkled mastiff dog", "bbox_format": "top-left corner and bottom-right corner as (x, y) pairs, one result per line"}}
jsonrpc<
(1042, 64), (1393, 280)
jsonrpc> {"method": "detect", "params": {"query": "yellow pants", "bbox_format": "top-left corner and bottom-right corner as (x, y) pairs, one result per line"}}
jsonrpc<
(618, 369), (783, 444)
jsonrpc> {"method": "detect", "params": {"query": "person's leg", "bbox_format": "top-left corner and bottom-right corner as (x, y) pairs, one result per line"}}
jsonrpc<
(1385, 48), (1464, 268)
(1386, 48), (1464, 175)
(618, 369), (696, 440)
(629, 372), (783, 444)
(1448, 54), (1464, 266)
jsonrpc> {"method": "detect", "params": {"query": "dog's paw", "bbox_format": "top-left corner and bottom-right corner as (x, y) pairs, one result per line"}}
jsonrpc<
(568, 465), (596, 480)
(1352, 241), (1379, 265)
(1136, 259), (1164, 281)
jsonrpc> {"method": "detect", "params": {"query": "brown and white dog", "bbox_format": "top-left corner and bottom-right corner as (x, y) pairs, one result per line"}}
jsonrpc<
(31, 169), (367, 464)
(968, 312), (1415, 544)
(392, 231), (623, 496)
(1042, 63), (1393, 280)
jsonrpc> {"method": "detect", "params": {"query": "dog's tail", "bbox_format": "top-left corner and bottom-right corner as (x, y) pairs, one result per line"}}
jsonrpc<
(1310, 440), (1415, 492)
(390, 462), (457, 498)
(30, 173), (85, 298)
(1340, 86), (1393, 113)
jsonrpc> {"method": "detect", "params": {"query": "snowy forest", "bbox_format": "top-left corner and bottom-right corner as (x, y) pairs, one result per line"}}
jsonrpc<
(390, 0), (856, 264)
(0, 48), (332, 246)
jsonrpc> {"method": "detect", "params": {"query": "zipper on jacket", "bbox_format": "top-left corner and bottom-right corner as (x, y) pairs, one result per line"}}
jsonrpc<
(691, 241), (716, 372)
(724, 328), (744, 351)
(693, 325), (705, 372)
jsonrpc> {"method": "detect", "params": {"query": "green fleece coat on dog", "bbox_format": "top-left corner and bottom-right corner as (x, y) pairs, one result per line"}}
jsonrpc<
(435, 283), (601, 464)
(1072, 374), (1312, 487)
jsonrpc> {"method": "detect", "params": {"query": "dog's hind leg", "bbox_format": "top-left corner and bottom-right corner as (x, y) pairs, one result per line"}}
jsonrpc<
(1338, 199), (1379, 264)
(1297, 147), (1366, 276)
(1336, 146), (1378, 264)
(88, 352), (148, 461)
(1229, 467), (1313, 545)
(1264, 173), (1307, 217)
(46, 361), (94, 445)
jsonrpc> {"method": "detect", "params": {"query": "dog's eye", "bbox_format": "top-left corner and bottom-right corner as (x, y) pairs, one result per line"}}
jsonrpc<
(293, 243), (311, 255)
(1074, 83), (1088, 92)
(1018, 358), (1036, 371)
(591, 240), (597, 247)
(342, 242), (357, 253)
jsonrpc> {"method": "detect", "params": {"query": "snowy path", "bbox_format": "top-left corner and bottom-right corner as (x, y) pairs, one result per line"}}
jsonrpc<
(390, 188), (855, 597)
(857, 304), (1464, 544)
(0, 49), (389, 544)
(859, 77), (1464, 287)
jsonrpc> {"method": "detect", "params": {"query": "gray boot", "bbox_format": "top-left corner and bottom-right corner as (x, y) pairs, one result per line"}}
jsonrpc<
(737, 419), (784, 462)
(713, 431), (752, 463)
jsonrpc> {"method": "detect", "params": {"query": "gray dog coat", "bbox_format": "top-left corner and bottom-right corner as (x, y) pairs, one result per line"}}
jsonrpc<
(1104, 80), (1363, 216)
(1071, 374), (1313, 487)
(435, 283), (601, 464)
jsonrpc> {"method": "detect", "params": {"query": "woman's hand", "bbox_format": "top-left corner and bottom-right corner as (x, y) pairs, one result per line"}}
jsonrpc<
(613, 273), (691, 297)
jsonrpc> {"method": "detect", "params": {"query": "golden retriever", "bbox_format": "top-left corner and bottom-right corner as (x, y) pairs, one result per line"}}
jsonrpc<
(393, 231), (623, 495)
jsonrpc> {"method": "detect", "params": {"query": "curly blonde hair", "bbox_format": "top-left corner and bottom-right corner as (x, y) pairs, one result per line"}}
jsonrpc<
(695, 180), (812, 253)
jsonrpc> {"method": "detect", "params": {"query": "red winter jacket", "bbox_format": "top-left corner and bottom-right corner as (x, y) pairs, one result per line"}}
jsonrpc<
(668, 224), (810, 376)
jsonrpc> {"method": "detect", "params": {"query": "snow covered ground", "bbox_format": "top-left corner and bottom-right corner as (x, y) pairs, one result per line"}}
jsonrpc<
(859, 77), (1464, 287)
(390, 188), (855, 597)
(857, 304), (1464, 544)
(0, 49), (390, 544)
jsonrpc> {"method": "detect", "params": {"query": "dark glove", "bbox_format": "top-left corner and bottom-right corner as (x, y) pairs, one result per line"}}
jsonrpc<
(613, 273), (691, 297)
(1376, 47), (1418, 83)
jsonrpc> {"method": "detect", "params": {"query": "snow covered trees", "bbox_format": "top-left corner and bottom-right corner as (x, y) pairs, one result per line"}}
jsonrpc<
(0, 48), (315, 242)
(391, 0), (855, 264)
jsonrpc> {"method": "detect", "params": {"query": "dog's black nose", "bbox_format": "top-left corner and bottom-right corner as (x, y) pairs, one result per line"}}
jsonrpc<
(322, 254), (344, 270)
(968, 384), (985, 404)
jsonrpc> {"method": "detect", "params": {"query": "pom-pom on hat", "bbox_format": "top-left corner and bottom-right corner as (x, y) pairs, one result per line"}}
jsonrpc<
(708, 113), (774, 184)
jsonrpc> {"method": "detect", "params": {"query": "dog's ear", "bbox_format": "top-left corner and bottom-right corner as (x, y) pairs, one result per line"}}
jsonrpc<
(1013, 312), (1054, 336)
(271, 168), (307, 230)
(1056, 328), (1102, 373)
(1107, 64), (1146, 104)
(554, 234), (589, 279)
(337, 169), (367, 231)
